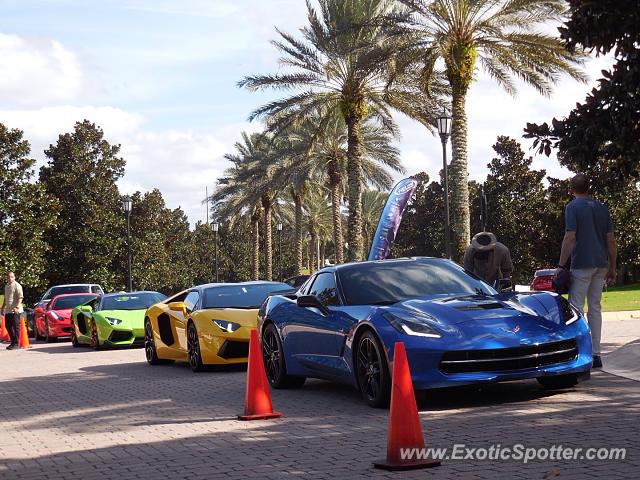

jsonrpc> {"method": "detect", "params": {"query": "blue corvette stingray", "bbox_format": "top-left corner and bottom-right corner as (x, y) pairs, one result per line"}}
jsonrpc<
(258, 257), (593, 407)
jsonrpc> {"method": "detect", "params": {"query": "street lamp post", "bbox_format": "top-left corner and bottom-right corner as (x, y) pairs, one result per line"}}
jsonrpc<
(277, 223), (283, 281)
(213, 222), (219, 282)
(436, 109), (453, 259)
(122, 195), (133, 292)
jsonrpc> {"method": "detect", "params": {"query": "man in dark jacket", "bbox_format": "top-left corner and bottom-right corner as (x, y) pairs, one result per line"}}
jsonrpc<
(463, 232), (513, 286)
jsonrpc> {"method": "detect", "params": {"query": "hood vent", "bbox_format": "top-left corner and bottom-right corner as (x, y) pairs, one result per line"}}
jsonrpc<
(454, 302), (504, 311)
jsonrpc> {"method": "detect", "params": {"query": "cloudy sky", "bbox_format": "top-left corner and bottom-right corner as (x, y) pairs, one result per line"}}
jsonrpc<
(1, 0), (613, 225)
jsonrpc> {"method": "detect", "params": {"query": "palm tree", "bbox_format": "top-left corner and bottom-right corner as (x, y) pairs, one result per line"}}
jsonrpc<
(398, 0), (586, 259)
(302, 188), (333, 272)
(361, 189), (388, 251)
(212, 132), (271, 280)
(240, 0), (441, 261)
(278, 110), (404, 265)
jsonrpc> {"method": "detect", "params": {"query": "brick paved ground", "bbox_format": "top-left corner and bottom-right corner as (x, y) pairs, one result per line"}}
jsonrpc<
(1, 318), (638, 480)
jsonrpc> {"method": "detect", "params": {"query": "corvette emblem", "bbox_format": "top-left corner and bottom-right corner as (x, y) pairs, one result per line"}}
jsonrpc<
(501, 325), (520, 334)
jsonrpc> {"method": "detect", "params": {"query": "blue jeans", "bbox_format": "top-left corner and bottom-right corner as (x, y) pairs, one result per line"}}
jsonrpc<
(569, 267), (608, 355)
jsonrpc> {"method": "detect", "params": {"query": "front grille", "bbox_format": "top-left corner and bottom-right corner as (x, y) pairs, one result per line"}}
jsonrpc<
(439, 339), (578, 374)
(218, 340), (249, 359)
(109, 331), (132, 343)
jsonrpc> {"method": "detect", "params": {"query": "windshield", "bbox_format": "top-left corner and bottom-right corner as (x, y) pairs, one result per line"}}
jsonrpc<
(51, 295), (97, 310)
(101, 293), (165, 311)
(535, 269), (556, 277)
(44, 285), (91, 299)
(337, 259), (496, 306)
(201, 283), (292, 309)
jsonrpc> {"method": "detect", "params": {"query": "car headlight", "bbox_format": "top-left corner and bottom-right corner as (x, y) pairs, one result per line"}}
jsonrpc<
(213, 320), (241, 333)
(50, 312), (61, 320)
(558, 297), (580, 325)
(382, 311), (442, 338)
(106, 317), (122, 325)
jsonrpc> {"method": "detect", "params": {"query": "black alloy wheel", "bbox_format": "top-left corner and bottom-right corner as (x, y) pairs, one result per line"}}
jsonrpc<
(144, 319), (172, 365)
(187, 322), (205, 372)
(90, 320), (101, 350)
(34, 320), (42, 341)
(356, 331), (391, 408)
(71, 324), (79, 348)
(262, 323), (305, 388)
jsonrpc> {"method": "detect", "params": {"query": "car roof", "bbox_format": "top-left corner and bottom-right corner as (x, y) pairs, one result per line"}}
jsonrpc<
(318, 256), (441, 273)
(195, 281), (289, 290)
(51, 293), (98, 299)
(100, 291), (162, 298)
(50, 283), (100, 287)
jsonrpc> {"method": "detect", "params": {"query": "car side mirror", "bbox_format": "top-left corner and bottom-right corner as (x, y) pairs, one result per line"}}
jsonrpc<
(168, 301), (188, 316)
(494, 278), (513, 292)
(297, 295), (329, 316)
(79, 305), (93, 312)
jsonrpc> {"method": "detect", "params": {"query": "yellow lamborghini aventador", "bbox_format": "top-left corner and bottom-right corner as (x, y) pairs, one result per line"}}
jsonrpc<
(144, 281), (292, 371)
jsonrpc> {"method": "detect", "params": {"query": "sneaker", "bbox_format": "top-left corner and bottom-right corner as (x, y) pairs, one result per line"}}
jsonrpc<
(592, 355), (603, 369)
(6, 344), (17, 350)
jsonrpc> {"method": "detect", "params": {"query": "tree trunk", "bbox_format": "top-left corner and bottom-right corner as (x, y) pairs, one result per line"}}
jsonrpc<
(251, 210), (260, 281)
(262, 197), (273, 281)
(328, 159), (344, 264)
(449, 85), (471, 261)
(309, 230), (318, 272)
(293, 190), (304, 275)
(345, 116), (364, 261)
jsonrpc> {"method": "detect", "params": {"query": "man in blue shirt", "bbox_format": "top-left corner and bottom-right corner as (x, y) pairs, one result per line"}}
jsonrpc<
(558, 174), (617, 369)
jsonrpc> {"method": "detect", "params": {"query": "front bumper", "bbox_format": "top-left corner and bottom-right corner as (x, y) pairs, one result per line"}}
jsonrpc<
(48, 319), (73, 338)
(384, 321), (593, 390)
(102, 326), (145, 347)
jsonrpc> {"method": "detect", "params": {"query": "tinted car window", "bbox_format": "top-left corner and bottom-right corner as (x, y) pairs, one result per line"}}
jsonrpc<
(101, 293), (165, 311)
(184, 291), (200, 312)
(44, 285), (90, 300)
(338, 259), (496, 306)
(535, 269), (556, 277)
(202, 283), (292, 309)
(91, 285), (103, 294)
(308, 273), (340, 306)
(88, 298), (101, 311)
(51, 295), (97, 310)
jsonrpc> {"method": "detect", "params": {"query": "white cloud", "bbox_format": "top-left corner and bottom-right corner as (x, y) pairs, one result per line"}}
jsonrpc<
(0, 33), (85, 106)
(0, 105), (256, 225)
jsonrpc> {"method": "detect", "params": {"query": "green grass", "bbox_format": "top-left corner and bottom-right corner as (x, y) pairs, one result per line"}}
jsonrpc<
(601, 283), (640, 312)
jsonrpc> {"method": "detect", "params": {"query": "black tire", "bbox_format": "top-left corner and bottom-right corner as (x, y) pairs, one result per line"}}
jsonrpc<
(537, 374), (580, 389)
(90, 320), (101, 351)
(71, 325), (80, 348)
(355, 330), (391, 408)
(187, 322), (205, 372)
(34, 320), (42, 341)
(44, 320), (56, 343)
(145, 319), (172, 365)
(262, 322), (306, 388)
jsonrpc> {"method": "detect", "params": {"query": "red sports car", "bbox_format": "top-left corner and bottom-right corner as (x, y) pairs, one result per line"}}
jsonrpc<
(35, 293), (98, 342)
(530, 268), (557, 292)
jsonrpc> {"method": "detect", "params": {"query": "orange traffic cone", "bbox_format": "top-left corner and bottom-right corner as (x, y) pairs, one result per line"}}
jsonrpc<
(374, 342), (441, 470)
(0, 316), (9, 342)
(238, 329), (282, 421)
(18, 317), (30, 349)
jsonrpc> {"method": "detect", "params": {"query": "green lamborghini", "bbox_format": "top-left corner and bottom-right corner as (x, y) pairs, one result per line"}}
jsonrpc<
(71, 291), (165, 349)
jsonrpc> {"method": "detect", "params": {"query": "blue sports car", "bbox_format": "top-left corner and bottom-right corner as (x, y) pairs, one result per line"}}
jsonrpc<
(257, 257), (593, 407)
